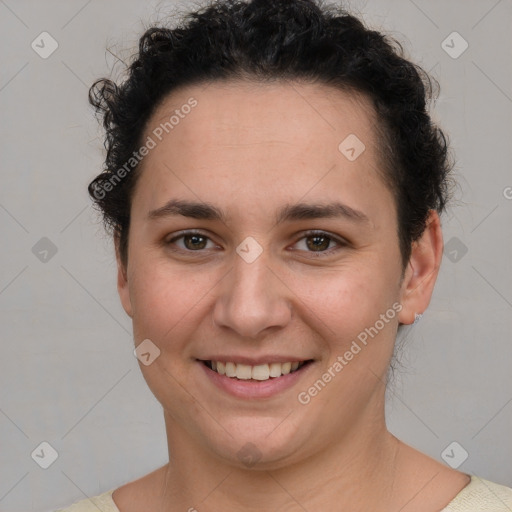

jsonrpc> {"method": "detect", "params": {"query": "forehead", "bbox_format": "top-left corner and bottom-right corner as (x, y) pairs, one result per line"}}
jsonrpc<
(147, 79), (377, 155)
(133, 79), (391, 225)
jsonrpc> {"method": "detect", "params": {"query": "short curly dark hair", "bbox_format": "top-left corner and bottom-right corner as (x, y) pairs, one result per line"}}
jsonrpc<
(88, 0), (454, 272)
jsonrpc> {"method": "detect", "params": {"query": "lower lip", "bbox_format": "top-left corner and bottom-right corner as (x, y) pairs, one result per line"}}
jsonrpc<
(198, 361), (313, 399)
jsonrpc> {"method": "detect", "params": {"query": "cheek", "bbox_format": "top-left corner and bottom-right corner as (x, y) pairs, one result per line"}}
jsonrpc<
(128, 261), (210, 343)
(296, 263), (397, 358)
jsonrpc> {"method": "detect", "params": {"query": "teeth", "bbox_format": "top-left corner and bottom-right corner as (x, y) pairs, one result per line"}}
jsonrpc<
(225, 362), (237, 378)
(208, 360), (305, 380)
(269, 362), (282, 378)
(236, 364), (252, 380)
(281, 362), (291, 375)
(252, 364), (269, 381)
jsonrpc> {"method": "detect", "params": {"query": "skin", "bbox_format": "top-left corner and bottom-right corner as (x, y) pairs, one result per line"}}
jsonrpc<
(112, 80), (470, 511)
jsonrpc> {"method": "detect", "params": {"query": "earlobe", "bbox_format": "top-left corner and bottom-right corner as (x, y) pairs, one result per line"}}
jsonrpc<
(115, 238), (133, 318)
(398, 210), (444, 325)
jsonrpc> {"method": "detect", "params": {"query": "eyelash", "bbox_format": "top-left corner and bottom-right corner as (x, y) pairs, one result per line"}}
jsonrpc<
(165, 229), (347, 257)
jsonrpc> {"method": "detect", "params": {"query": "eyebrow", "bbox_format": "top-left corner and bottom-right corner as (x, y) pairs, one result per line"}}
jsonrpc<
(147, 199), (371, 225)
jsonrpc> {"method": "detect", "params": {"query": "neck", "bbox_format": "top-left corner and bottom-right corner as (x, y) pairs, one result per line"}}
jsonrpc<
(157, 403), (400, 511)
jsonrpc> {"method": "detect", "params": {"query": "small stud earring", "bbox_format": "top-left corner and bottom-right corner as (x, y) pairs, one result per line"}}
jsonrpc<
(413, 313), (423, 324)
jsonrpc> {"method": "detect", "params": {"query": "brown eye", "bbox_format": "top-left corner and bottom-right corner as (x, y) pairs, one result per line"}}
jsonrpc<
(293, 230), (346, 255)
(182, 234), (208, 250)
(166, 231), (216, 252)
(305, 234), (331, 252)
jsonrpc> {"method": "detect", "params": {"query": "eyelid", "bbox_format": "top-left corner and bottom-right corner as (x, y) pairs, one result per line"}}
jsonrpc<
(166, 229), (218, 247)
(167, 228), (210, 241)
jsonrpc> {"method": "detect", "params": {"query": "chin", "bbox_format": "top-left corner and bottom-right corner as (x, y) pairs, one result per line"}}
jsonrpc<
(201, 416), (311, 470)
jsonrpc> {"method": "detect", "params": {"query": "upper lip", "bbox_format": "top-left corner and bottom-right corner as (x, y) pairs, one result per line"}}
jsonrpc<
(197, 355), (313, 365)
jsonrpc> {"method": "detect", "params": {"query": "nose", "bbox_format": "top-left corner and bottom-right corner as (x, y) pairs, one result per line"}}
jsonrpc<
(212, 249), (292, 339)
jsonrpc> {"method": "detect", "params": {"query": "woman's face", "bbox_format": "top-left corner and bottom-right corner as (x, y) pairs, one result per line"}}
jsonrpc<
(117, 80), (415, 468)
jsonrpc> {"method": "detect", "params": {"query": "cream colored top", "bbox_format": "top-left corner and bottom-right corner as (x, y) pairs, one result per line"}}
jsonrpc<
(54, 475), (512, 511)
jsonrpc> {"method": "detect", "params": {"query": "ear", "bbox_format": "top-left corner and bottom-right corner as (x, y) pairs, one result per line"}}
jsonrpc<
(115, 234), (133, 318)
(398, 210), (444, 325)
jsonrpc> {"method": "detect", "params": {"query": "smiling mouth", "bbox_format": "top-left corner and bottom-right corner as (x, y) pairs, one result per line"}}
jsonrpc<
(200, 360), (314, 381)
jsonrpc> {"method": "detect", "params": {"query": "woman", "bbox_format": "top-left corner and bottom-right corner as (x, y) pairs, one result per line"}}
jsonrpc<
(57, 0), (512, 510)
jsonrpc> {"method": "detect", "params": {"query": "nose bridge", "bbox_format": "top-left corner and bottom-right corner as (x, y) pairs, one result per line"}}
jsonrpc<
(212, 247), (291, 338)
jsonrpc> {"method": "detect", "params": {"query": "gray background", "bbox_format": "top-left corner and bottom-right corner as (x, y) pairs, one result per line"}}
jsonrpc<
(0, 1), (511, 511)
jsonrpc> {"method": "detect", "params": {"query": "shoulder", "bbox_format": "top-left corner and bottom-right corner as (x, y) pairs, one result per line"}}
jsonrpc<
(53, 489), (119, 512)
(440, 475), (512, 511)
